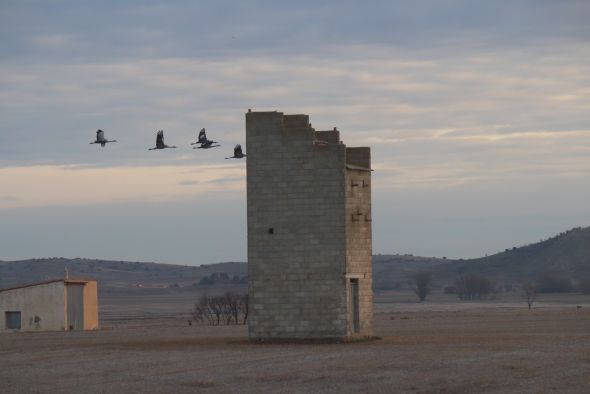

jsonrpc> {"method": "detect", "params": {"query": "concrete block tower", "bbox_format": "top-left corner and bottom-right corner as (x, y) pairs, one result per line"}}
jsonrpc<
(246, 110), (373, 340)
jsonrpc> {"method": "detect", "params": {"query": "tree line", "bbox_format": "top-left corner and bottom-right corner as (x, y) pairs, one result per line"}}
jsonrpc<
(410, 270), (590, 305)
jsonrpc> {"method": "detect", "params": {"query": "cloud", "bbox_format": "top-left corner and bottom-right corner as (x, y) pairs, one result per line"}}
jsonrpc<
(29, 34), (78, 50)
(0, 195), (19, 202)
(0, 164), (245, 209)
(177, 180), (198, 186)
(1, 1), (589, 262)
(1, 43), (589, 198)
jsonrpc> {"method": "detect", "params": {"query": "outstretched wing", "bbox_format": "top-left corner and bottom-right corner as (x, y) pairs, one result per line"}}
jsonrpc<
(156, 130), (165, 148)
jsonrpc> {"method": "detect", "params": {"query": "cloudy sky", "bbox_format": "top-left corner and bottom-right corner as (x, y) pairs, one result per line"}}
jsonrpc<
(1, 0), (589, 264)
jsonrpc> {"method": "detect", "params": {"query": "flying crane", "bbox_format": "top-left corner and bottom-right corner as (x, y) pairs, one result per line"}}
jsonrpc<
(90, 129), (116, 147)
(225, 144), (246, 159)
(148, 130), (177, 150)
(192, 128), (220, 149)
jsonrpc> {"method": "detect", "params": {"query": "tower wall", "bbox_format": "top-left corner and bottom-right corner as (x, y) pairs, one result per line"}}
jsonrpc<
(246, 110), (372, 339)
(345, 148), (373, 337)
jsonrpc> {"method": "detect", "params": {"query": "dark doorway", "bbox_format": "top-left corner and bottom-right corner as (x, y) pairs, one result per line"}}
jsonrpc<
(350, 279), (360, 333)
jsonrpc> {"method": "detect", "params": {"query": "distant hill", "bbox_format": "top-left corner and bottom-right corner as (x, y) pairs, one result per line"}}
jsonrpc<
(2, 226), (589, 292)
(0, 258), (247, 292)
(374, 226), (590, 289)
(434, 226), (590, 283)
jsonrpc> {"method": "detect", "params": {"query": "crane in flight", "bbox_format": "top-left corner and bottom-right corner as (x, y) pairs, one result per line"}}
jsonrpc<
(192, 128), (220, 149)
(90, 129), (116, 147)
(225, 144), (246, 159)
(148, 130), (177, 150)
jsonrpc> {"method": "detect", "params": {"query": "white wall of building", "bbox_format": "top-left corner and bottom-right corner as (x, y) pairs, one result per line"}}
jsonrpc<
(0, 281), (66, 332)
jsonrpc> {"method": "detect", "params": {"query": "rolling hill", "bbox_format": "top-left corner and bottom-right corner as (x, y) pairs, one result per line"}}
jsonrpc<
(0, 258), (247, 292)
(1, 226), (589, 291)
(373, 226), (590, 289)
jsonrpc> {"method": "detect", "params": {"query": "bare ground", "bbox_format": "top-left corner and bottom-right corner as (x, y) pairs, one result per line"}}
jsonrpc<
(2, 293), (590, 393)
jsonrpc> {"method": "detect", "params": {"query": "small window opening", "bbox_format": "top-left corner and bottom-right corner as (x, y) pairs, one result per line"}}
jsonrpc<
(5, 311), (21, 330)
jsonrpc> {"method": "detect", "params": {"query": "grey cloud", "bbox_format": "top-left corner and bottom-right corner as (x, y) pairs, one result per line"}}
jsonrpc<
(177, 180), (198, 186)
(204, 175), (245, 186)
(1, 1), (589, 263)
(0, 196), (19, 202)
(2, 1), (589, 64)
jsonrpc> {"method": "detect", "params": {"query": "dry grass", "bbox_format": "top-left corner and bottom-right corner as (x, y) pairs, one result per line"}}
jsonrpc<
(2, 293), (590, 393)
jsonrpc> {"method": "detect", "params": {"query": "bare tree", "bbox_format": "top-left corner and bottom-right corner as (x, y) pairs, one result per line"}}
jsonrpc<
(522, 282), (536, 309)
(192, 293), (249, 326)
(224, 292), (241, 324)
(454, 274), (494, 300)
(210, 296), (225, 325)
(413, 271), (432, 302)
(193, 294), (215, 325)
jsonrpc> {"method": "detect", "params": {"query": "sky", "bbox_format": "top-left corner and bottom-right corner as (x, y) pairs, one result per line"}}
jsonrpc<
(1, 0), (589, 265)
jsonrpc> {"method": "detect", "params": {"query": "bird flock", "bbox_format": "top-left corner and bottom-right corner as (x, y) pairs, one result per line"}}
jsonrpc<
(90, 128), (246, 159)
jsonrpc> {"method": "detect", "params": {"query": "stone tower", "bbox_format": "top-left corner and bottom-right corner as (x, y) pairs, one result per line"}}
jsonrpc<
(246, 110), (373, 340)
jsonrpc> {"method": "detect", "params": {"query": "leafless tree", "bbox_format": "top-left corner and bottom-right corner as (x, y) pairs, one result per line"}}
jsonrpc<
(193, 294), (213, 325)
(192, 293), (249, 326)
(413, 271), (432, 302)
(522, 282), (537, 309)
(454, 273), (494, 300)
(224, 292), (241, 324)
(210, 296), (226, 325)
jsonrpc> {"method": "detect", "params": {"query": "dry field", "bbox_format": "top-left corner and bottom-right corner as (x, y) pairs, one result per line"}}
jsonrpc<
(2, 292), (590, 393)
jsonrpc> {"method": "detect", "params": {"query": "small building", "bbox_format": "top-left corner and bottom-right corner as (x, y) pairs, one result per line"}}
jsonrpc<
(246, 110), (373, 340)
(0, 279), (99, 332)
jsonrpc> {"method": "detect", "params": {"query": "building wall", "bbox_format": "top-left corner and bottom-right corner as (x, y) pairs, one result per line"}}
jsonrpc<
(0, 281), (66, 332)
(345, 147), (373, 337)
(0, 280), (99, 332)
(247, 110), (373, 339)
(82, 281), (99, 330)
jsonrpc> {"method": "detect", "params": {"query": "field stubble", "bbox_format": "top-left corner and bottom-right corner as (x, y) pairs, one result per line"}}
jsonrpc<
(1, 291), (590, 393)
